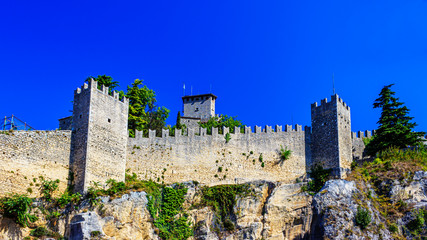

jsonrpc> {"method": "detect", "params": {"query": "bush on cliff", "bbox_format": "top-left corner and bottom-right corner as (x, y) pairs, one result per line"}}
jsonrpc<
(0, 194), (37, 227)
(355, 206), (371, 230)
(201, 184), (251, 231)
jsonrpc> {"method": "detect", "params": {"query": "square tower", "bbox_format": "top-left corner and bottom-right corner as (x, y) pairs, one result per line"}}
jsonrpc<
(71, 79), (129, 193)
(311, 94), (352, 178)
(181, 93), (217, 128)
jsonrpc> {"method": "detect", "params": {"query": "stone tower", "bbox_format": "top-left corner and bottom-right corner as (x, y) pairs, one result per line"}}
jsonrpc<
(181, 93), (217, 128)
(311, 94), (352, 178)
(71, 79), (129, 193)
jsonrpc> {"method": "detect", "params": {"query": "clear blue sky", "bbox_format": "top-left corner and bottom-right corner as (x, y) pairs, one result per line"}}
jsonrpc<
(1, 1), (426, 133)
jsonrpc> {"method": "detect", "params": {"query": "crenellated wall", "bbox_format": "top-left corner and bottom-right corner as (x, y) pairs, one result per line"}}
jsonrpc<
(352, 130), (375, 160)
(0, 131), (71, 197)
(0, 79), (363, 196)
(127, 125), (311, 185)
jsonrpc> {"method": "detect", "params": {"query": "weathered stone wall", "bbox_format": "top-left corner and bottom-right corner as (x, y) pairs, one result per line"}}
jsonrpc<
(127, 125), (310, 185)
(311, 94), (352, 177)
(352, 130), (373, 160)
(0, 131), (71, 197)
(311, 97), (340, 172)
(72, 79), (129, 193)
(336, 96), (352, 177)
(58, 116), (72, 130)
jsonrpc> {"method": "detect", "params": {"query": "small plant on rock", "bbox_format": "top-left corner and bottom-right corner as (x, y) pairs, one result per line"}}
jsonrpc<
(355, 206), (371, 230)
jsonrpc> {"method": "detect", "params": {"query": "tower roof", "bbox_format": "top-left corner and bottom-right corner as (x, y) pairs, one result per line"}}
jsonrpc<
(182, 93), (217, 101)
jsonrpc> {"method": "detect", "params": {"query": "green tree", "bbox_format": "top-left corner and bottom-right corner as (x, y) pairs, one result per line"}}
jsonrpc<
(366, 84), (425, 156)
(176, 111), (182, 129)
(199, 115), (244, 134)
(85, 75), (125, 99)
(126, 79), (170, 137)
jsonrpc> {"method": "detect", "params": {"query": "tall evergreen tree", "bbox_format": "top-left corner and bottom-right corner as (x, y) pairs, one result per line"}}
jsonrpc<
(366, 84), (425, 155)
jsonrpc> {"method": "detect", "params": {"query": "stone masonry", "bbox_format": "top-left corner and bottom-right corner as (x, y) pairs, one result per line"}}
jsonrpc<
(71, 79), (129, 193)
(0, 80), (374, 196)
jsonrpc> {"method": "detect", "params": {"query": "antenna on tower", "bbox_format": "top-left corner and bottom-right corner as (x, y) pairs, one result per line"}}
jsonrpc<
(183, 83), (186, 96)
(191, 86), (193, 95)
(332, 72), (335, 95)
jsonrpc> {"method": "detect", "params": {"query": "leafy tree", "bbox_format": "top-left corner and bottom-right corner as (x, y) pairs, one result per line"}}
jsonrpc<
(126, 79), (170, 137)
(85, 75), (125, 98)
(199, 115), (244, 134)
(366, 84), (425, 156)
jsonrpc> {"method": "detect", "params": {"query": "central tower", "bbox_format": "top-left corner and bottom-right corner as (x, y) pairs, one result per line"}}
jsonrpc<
(181, 93), (217, 128)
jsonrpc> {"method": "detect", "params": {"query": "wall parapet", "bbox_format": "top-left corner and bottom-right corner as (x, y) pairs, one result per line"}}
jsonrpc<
(352, 130), (376, 139)
(311, 94), (350, 111)
(74, 78), (129, 104)
(130, 124), (309, 141)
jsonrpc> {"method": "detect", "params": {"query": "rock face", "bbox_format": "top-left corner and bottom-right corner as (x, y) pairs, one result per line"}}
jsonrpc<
(10, 176), (427, 239)
(312, 180), (392, 240)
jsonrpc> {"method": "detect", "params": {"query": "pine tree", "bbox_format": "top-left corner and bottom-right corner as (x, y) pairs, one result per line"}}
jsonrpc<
(366, 84), (425, 155)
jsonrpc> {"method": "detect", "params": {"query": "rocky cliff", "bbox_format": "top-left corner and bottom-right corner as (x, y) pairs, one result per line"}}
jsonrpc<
(2, 170), (427, 239)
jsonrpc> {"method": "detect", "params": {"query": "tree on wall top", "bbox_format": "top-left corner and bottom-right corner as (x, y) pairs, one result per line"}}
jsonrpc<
(366, 84), (425, 156)
(126, 79), (170, 137)
(85, 75), (124, 98)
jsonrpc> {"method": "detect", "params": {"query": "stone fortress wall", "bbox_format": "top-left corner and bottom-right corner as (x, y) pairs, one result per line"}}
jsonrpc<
(127, 125), (310, 186)
(0, 79), (376, 196)
(0, 131), (71, 196)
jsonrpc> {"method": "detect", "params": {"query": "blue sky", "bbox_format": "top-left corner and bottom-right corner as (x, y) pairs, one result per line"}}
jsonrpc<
(1, 0), (426, 133)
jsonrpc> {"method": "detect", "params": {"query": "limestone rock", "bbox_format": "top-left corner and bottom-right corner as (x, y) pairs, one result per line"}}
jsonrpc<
(263, 182), (312, 240)
(69, 211), (104, 240)
(312, 180), (392, 240)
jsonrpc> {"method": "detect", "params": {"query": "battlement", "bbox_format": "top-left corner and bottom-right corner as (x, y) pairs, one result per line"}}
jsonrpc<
(311, 94), (350, 111)
(131, 124), (308, 141)
(352, 130), (375, 139)
(74, 78), (128, 104)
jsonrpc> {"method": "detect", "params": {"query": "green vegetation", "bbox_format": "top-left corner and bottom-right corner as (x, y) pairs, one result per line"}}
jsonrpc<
(406, 208), (427, 234)
(199, 115), (245, 134)
(366, 84), (425, 156)
(278, 145), (292, 165)
(127, 79), (170, 138)
(30, 226), (63, 239)
(40, 179), (60, 202)
(301, 165), (331, 195)
(349, 146), (427, 238)
(200, 184), (250, 231)
(0, 194), (37, 227)
(147, 184), (193, 240)
(388, 223), (398, 233)
(85, 75), (123, 97)
(355, 206), (371, 230)
(224, 132), (231, 143)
